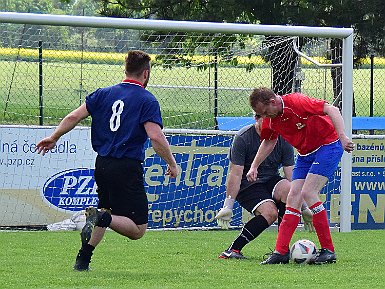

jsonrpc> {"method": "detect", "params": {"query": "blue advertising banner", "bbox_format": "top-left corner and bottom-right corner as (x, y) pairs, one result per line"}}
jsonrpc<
(0, 126), (384, 229)
(143, 135), (241, 229)
(143, 136), (384, 230)
(351, 167), (385, 229)
(322, 167), (385, 230)
(36, 135), (385, 230)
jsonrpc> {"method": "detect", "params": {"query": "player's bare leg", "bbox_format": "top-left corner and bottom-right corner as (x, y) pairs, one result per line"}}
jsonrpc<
(87, 215), (147, 245)
(109, 215), (147, 240)
(302, 173), (336, 264)
(286, 179), (305, 211)
(74, 211), (146, 271)
(261, 180), (304, 264)
(88, 226), (107, 247)
(74, 207), (112, 271)
(272, 179), (291, 204)
(272, 179), (291, 229)
(301, 173), (328, 206)
(220, 201), (278, 260)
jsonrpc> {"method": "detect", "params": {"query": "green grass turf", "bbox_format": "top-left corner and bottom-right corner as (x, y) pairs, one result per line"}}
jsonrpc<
(1, 229), (384, 288)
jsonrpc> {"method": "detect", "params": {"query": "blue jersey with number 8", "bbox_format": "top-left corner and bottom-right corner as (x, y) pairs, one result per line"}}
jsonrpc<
(85, 80), (163, 161)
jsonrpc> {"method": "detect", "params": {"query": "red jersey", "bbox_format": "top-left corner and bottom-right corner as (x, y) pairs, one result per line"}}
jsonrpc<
(260, 93), (339, 155)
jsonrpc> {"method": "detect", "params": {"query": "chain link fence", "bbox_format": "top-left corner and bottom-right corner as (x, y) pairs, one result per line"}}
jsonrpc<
(1, 22), (381, 130)
(353, 55), (384, 117)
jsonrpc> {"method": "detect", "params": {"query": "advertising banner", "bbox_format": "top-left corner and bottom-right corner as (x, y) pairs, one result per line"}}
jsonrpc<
(0, 125), (384, 229)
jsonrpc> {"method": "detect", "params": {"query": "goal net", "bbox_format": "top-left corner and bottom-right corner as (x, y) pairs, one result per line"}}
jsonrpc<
(0, 13), (353, 231)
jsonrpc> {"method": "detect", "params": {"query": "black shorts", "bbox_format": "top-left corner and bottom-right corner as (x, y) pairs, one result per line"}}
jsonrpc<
(94, 155), (148, 225)
(236, 175), (284, 214)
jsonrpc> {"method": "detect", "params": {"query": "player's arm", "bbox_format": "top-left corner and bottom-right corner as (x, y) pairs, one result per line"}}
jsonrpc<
(280, 139), (294, 182)
(215, 162), (243, 229)
(323, 103), (354, 153)
(215, 131), (245, 229)
(36, 104), (89, 155)
(144, 121), (178, 178)
(226, 162), (243, 200)
(246, 138), (277, 182)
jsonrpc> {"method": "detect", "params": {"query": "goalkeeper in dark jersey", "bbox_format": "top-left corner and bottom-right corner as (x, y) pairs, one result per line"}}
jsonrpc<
(215, 114), (313, 259)
(36, 50), (178, 271)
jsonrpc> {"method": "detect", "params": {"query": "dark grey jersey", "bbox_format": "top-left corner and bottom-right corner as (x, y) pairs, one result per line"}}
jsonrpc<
(229, 124), (294, 190)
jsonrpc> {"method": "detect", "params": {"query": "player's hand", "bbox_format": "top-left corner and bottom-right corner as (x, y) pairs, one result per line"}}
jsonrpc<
(36, 137), (57, 155)
(340, 134), (354, 153)
(301, 207), (315, 233)
(215, 207), (233, 229)
(215, 196), (235, 229)
(246, 167), (258, 182)
(165, 163), (179, 178)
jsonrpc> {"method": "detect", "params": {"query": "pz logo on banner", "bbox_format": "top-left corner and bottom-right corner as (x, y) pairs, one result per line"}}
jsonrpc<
(42, 168), (98, 212)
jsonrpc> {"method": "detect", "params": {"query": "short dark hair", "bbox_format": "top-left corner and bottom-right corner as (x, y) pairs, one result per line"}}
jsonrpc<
(125, 50), (151, 77)
(249, 87), (275, 108)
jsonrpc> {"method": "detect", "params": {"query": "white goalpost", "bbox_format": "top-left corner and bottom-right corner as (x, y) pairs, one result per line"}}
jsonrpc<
(0, 12), (353, 232)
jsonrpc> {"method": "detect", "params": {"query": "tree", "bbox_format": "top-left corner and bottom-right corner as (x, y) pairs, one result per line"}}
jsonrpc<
(96, 0), (245, 22)
(1, 0), (54, 13)
(89, 0), (253, 73)
(91, 1), (384, 96)
(247, 0), (384, 109)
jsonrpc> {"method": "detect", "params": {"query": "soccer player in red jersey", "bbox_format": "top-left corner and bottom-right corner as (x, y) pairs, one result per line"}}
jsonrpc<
(215, 114), (314, 260)
(247, 87), (354, 265)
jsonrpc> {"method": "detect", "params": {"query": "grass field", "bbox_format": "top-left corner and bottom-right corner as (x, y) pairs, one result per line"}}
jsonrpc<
(1, 229), (384, 289)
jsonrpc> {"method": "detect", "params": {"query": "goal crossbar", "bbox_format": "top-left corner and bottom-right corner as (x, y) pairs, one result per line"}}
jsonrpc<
(0, 12), (353, 38)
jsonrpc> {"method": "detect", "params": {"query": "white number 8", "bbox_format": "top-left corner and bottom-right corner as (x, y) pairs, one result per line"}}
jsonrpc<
(109, 100), (124, 132)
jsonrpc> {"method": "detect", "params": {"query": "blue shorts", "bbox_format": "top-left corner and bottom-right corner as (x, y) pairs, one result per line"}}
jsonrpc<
(292, 141), (343, 181)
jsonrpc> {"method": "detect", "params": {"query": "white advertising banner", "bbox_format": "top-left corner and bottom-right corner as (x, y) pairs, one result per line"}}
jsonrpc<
(0, 125), (384, 230)
(0, 125), (96, 225)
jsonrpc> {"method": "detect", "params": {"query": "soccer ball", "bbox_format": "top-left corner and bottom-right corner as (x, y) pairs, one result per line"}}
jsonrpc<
(290, 239), (317, 264)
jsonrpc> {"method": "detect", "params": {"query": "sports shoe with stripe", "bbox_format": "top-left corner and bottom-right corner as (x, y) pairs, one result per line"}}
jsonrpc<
(311, 248), (336, 264)
(219, 249), (246, 259)
(260, 251), (290, 264)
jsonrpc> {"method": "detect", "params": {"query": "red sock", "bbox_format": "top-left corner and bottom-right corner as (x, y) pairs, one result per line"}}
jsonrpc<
(310, 202), (334, 252)
(275, 207), (301, 254)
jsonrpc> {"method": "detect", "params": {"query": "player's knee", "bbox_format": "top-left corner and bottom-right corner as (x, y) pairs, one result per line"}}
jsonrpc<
(128, 232), (145, 240)
(128, 225), (147, 240)
(273, 180), (291, 201)
(267, 211), (279, 224)
(301, 190), (315, 202)
(257, 202), (278, 224)
(260, 209), (278, 224)
(125, 230), (145, 240)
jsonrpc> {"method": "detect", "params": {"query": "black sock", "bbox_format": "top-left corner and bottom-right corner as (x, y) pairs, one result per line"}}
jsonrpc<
(276, 202), (286, 231)
(230, 215), (269, 251)
(81, 243), (95, 255)
(96, 211), (112, 228)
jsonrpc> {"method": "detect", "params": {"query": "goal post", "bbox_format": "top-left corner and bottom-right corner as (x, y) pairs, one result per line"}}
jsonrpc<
(0, 12), (353, 231)
(340, 34), (354, 232)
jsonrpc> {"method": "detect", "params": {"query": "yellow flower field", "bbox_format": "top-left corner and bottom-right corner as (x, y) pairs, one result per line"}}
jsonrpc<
(1, 47), (383, 67)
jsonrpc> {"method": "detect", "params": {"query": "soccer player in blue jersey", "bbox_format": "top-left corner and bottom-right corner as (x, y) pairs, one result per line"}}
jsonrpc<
(36, 50), (179, 271)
